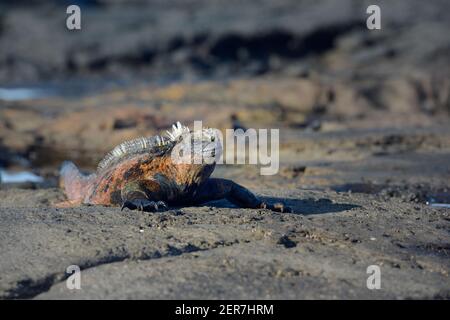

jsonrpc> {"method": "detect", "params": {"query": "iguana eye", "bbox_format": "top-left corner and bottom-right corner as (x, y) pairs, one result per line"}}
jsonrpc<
(211, 136), (215, 142)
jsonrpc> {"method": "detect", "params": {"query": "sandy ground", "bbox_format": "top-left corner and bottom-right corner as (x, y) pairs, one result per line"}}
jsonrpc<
(0, 187), (448, 299)
(1, 119), (449, 299)
(0, 0), (449, 299)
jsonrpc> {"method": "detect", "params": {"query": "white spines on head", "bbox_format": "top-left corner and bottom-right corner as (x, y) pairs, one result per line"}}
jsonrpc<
(166, 121), (190, 141)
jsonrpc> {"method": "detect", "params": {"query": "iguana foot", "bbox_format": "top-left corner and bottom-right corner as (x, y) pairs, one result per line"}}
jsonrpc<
(121, 199), (168, 212)
(192, 179), (293, 213)
(260, 202), (292, 213)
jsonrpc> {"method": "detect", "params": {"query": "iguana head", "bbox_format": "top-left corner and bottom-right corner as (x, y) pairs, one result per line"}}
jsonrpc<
(166, 122), (222, 187)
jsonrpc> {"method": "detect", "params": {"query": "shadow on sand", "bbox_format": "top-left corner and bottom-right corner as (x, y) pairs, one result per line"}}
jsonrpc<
(205, 197), (360, 215)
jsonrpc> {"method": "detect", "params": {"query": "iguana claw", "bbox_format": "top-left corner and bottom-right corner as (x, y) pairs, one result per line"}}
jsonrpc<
(121, 199), (168, 212)
(261, 202), (293, 213)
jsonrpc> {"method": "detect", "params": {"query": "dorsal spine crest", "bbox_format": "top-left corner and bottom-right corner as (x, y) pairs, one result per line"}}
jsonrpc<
(97, 122), (190, 171)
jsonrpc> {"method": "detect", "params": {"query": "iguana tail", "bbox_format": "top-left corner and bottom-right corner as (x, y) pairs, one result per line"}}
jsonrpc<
(59, 161), (94, 202)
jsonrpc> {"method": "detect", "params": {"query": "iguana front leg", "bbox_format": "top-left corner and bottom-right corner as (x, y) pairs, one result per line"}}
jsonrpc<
(192, 178), (291, 213)
(120, 180), (168, 212)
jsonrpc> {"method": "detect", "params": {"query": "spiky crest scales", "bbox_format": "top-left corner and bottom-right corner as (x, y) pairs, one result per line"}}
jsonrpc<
(97, 122), (190, 171)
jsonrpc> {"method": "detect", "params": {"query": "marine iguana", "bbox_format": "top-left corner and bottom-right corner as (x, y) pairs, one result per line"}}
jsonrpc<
(59, 122), (289, 212)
